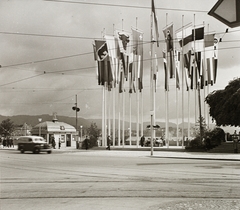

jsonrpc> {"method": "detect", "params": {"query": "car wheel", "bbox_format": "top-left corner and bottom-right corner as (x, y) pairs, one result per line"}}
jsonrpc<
(47, 151), (52, 154)
(20, 148), (24, 153)
(34, 148), (40, 154)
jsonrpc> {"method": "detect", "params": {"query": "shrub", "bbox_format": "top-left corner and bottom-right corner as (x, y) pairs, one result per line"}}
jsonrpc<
(204, 127), (225, 147)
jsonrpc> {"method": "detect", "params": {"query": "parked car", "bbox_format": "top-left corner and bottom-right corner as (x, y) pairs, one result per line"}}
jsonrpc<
(17, 136), (52, 154)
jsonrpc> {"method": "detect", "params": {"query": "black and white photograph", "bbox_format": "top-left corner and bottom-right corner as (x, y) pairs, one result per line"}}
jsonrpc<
(0, 0), (240, 209)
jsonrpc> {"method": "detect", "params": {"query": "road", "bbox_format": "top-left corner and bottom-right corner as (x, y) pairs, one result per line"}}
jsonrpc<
(1, 149), (240, 210)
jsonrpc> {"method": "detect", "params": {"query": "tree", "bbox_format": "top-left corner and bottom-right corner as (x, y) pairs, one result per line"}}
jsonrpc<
(195, 116), (207, 137)
(88, 122), (99, 138)
(205, 78), (240, 126)
(0, 118), (15, 137)
(204, 127), (225, 147)
(85, 122), (100, 148)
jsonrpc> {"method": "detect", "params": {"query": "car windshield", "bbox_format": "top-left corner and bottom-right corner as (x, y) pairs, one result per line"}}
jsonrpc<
(33, 138), (46, 143)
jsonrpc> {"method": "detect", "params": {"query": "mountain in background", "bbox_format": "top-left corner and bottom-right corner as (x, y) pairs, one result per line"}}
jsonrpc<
(0, 114), (225, 132)
(0, 114), (181, 129)
(0, 114), (92, 128)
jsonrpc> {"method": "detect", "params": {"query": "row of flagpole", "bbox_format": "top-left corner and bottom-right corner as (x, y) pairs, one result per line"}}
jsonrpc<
(93, 0), (220, 148)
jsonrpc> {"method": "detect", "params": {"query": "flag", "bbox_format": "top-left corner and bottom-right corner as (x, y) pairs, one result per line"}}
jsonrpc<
(174, 49), (180, 89)
(204, 33), (215, 85)
(95, 41), (108, 61)
(176, 24), (192, 54)
(132, 28), (143, 55)
(94, 40), (106, 85)
(195, 51), (202, 75)
(183, 50), (192, 90)
(115, 30), (132, 81)
(115, 30), (131, 55)
(213, 36), (219, 84)
(163, 24), (174, 52)
(163, 23), (175, 78)
(153, 52), (158, 92)
(162, 51), (169, 91)
(204, 33), (215, 48)
(128, 52), (136, 93)
(94, 40), (113, 88)
(105, 35), (118, 85)
(92, 42), (99, 81)
(132, 28), (144, 91)
(192, 26), (204, 77)
(151, 0), (159, 47)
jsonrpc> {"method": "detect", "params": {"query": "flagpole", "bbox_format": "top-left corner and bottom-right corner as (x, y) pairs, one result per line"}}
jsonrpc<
(176, 51), (179, 146)
(129, 91), (132, 146)
(122, 90), (125, 148)
(118, 90), (121, 146)
(181, 15), (185, 148)
(203, 22), (206, 125)
(165, 13), (169, 148)
(104, 83), (107, 146)
(194, 14), (198, 129)
(141, 90), (143, 137)
(113, 84), (116, 147)
(102, 85), (105, 146)
(136, 56), (140, 148)
(135, 18), (140, 148)
(206, 24), (210, 129)
(150, 1), (154, 155)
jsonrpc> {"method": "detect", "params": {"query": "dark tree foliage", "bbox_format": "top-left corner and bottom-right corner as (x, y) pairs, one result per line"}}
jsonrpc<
(0, 118), (15, 137)
(205, 78), (240, 126)
(86, 122), (100, 148)
(204, 127), (225, 146)
(88, 122), (99, 138)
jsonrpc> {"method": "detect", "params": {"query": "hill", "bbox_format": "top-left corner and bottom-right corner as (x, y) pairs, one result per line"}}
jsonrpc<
(0, 114), (91, 129)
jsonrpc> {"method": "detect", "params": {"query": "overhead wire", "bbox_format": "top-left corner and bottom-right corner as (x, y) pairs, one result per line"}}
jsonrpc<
(0, 73), (46, 87)
(1, 1), (238, 113)
(43, 0), (208, 13)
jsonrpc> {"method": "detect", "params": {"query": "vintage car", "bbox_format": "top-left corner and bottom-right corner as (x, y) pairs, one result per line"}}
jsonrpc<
(17, 136), (52, 154)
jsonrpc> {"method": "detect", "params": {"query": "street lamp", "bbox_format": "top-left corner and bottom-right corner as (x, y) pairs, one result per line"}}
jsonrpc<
(38, 118), (42, 136)
(72, 95), (80, 135)
(80, 125), (83, 142)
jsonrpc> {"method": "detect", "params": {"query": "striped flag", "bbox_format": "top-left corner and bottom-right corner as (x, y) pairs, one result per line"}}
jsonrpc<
(132, 28), (144, 91)
(204, 33), (215, 86)
(176, 24), (192, 54)
(151, 0), (159, 47)
(174, 50), (180, 89)
(162, 51), (169, 91)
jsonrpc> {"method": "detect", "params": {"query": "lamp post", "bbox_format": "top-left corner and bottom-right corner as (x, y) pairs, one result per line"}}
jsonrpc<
(72, 95), (80, 136)
(38, 118), (42, 137)
(80, 125), (83, 142)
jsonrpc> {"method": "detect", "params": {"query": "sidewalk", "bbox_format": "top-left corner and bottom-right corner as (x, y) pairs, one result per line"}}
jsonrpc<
(1, 145), (240, 161)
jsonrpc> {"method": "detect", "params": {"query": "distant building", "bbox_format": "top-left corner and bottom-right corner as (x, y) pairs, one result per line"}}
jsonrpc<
(31, 120), (77, 148)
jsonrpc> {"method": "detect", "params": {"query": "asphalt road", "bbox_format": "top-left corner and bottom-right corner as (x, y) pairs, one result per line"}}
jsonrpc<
(1, 149), (240, 210)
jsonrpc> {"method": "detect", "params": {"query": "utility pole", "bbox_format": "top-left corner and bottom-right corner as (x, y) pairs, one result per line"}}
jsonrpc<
(72, 95), (80, 135)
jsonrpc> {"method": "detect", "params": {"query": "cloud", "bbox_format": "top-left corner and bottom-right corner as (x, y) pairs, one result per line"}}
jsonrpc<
(0, 0), (239, 123)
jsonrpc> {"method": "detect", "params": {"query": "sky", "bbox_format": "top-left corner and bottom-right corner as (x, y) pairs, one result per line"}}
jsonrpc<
(0, 0), (239, 124)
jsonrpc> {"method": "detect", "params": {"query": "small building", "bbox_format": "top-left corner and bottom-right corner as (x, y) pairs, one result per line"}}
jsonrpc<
(31, 120), (77, 148)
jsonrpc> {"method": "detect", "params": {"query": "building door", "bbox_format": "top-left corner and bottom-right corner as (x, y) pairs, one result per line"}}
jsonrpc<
(66, 134), (71, 147)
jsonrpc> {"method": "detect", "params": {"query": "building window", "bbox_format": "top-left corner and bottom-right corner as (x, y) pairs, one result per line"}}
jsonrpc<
(61, 135), (65, 143)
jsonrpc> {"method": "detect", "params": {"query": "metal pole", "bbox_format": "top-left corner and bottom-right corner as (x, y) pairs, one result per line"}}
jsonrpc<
(38, 118), (42, 137)
(198, 82), (203, 144)
(75, 95), (78, 134)
(80, 125), (83, 142)
(150, 114), (153, 156)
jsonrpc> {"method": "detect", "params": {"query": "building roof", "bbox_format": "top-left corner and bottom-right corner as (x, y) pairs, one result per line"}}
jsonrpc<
(32, 121), (76, 134)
